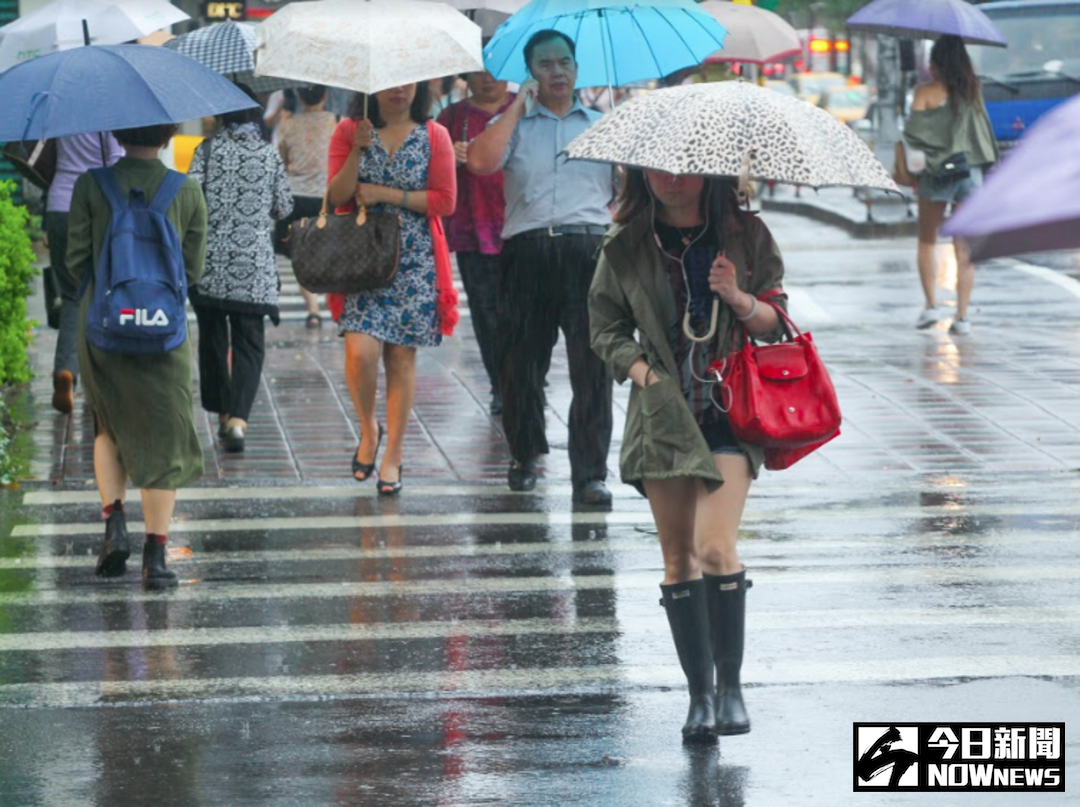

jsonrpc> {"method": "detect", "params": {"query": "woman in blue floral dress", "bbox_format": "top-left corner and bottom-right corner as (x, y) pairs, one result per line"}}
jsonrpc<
(328, 83), (457, 494)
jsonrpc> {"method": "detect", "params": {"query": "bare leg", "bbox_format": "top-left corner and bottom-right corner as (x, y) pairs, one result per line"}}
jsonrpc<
(695, 454), (753, 576)
(300, 287), (320, 316)
(643, 476), (700, 583)
(345, 333), (382, 478)
(140, 489), (177, 535)
(954, 236), (974, 320)
(379, 343), (417, 483)
(94, 432), (127, 507)
(917, 197), (948, 309)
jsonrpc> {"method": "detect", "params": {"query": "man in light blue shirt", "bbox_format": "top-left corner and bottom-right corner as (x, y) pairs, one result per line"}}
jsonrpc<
(469, 29), (614, 505)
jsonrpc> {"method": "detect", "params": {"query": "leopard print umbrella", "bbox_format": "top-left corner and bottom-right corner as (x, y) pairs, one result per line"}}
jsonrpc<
(564, 80), (899, 193)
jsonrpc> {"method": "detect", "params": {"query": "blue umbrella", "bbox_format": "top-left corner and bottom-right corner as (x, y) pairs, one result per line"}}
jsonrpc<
(0, 44), (259, 142)
(846, 0), (1007, 48)
(483, 0), (728, 88)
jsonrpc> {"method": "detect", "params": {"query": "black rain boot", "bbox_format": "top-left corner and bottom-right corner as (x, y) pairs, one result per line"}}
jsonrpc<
(660, 579), (718, 744)
(95, 500), (130, 578)
(142, 536), (178, 589)
(704, 569), (752, 736)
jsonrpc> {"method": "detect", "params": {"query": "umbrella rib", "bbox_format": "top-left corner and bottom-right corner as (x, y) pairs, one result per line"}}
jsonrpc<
(624, 11), (664, 84)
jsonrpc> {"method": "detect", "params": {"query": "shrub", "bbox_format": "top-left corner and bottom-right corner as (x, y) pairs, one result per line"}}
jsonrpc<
(0, 180), (36, 386)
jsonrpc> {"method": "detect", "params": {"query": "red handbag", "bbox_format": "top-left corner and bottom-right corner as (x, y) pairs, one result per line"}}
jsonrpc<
(714, 295), (841, 467)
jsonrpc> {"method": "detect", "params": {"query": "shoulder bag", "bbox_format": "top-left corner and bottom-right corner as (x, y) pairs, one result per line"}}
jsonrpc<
(290, 191), (401, 294)
(716, 294), (841, 466)
(3, 139), (57, 190)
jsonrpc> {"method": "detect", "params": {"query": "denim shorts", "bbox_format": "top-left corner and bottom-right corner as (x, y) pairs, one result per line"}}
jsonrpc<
(917, 166), (983, 205)
(699, 415), (745, 456)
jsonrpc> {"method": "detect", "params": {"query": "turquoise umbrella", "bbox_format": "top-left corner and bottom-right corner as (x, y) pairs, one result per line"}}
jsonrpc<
(483, 0), (728, 88)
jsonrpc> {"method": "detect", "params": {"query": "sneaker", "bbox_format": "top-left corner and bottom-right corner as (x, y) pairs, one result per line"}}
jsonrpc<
(915, 307), (941, 329)
(949, 318), (971, 335)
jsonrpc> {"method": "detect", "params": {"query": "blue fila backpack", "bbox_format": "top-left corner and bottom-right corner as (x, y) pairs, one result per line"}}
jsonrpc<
(80, 167), (188, 355)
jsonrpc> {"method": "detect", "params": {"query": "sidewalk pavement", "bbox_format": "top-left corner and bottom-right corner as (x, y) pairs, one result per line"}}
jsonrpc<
(759, 183), (919, 239)
(17, 210), (1080, 492)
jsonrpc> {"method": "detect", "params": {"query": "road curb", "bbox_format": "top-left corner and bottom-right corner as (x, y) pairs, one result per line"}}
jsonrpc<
(761, 198), (919, 239)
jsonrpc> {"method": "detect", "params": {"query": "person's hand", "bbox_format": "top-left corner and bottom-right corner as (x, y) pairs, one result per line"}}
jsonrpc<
(453, 140), (469, 165)
(513, 79), (539, 114)
(708, 252), (742, 303)
(357, 183), (383, 206)
(353, 119), (373, 154)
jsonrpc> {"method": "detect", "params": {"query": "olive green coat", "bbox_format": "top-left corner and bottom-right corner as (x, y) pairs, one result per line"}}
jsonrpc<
(67, 157), (208, 490)
(589, 207), (787, 493)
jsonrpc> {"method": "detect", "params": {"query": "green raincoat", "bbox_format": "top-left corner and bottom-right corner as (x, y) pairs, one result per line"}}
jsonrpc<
(68, 157), (208, 490)
(589, 205), (787, 494)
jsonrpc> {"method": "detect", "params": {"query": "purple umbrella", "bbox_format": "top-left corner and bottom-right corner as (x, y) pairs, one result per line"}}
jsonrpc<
(846, 0), (1007, 48)
(942, 94), (1080, 261)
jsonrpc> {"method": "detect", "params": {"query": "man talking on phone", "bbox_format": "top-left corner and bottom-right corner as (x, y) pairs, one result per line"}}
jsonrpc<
(468, 29), (614, 505)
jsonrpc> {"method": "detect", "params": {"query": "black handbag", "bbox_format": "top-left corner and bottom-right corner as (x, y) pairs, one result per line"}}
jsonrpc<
(2, 139), (57, 190)
(290, 193), (401, 294)
(931, 152), (970, 186)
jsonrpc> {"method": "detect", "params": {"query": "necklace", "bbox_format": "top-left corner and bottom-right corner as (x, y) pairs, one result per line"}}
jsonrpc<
(676, 223), (705, 247)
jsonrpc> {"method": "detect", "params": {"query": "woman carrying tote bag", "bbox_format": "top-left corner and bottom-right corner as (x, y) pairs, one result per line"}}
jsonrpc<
(589, 169), (788, 745)
(326, 83), (458, 495)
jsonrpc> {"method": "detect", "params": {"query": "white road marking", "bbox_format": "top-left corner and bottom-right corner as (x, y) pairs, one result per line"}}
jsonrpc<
(3, 655), (1079, 708)
(1009, 260), (1080, 300)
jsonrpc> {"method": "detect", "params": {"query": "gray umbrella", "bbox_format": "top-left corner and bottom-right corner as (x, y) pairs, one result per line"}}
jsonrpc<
(563, 80), (899, 193)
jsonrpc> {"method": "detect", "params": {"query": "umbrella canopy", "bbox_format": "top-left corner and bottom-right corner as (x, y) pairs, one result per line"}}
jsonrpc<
(846, 0), (1007, 48)
(415, 0), (529, 38)
(563, 81), (898, 192)
(0, 44), (259, 142)
(942, 94), (1080, 260)
(164, 20), (297, 93)
(0, 0), (189, 72)
(697, 0), (801, 65)
(254, 0), (483, 95)
(483, 0), (728, 88)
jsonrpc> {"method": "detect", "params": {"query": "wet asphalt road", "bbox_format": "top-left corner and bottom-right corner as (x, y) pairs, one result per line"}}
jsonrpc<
(2, 212), (1079, 805)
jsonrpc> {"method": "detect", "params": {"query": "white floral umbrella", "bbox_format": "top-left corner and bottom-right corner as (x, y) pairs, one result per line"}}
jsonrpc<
(254, 0), (484, 96)
(0, 0), (188, 72)
(564, 81), (899, 192)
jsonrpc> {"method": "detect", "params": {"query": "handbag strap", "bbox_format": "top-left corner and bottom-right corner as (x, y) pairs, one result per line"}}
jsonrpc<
(739, 288), (800, 344)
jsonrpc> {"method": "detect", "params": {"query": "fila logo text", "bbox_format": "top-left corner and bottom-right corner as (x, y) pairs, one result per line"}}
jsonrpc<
(119, 309), (170, 327)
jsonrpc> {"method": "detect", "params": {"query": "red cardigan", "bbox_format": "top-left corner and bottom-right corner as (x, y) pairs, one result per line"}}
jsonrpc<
(325, 118), (459, 337)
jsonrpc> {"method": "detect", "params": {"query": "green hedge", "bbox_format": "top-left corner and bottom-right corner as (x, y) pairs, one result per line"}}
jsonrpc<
(0, 180), (35, 387)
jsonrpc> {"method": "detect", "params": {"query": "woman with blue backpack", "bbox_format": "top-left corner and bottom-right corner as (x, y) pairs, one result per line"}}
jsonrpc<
(67, 122), (207, 589)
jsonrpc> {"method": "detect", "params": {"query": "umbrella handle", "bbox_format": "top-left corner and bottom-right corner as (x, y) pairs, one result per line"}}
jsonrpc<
(683, 297), (720, 344)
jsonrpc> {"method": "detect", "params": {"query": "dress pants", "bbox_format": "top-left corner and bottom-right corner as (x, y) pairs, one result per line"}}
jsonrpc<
(193, 306), (266, 422)
(47, 211), (79, 379)
(497, 233), (613, 487)
(456, 250), (501, 394)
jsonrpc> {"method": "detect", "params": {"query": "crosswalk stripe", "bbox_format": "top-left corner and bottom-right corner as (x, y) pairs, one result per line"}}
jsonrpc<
(3, 606), (1078, 653)
(4, 655), (1080, 709)
(13, 512), (653, 537)
(3, 564), (1079, 607)
(14, 502), (1080, 537)
(2, 528), (1077, 570)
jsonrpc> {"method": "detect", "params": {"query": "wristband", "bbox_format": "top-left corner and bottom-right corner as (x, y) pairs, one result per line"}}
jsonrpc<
(735, 296), (758, 322)
(644, 366), (656, 386)
(401, 190), (410, 207)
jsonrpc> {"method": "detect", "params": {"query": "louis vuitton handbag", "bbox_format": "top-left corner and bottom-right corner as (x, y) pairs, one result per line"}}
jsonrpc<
(290, 192), (401, 294)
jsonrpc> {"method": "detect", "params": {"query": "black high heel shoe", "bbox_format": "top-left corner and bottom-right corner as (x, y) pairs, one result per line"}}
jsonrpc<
(377, 465), (403, 496)
(351, 424), (384, 482)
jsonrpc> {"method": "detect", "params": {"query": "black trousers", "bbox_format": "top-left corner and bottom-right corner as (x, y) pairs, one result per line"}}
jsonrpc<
(497, 233), (613, 486)
(457, 251), (501, 394)
(193, 306), (266, 422)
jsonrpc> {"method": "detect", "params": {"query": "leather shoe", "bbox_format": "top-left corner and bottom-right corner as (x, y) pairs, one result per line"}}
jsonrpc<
(507, 458), (537, 492)
(573, 480), (612, 506)
(52, 370), (75, 414)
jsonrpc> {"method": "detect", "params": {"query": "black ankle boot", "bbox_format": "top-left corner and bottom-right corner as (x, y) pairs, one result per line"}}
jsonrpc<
(660, 579), (718, 744)
(142, 539), (178, 589)
(704, 569), (752, 736)
(95, 501), (130, 578)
